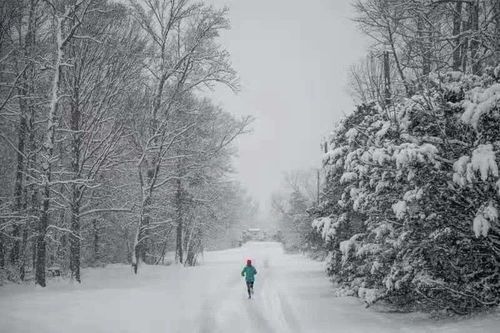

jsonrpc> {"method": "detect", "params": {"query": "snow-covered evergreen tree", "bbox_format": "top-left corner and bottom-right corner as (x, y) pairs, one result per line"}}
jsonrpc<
(315, 68), (500, 314)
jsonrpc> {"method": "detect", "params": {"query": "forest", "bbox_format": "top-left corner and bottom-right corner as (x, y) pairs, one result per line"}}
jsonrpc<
(1, 0), (500, 322)
(0, 0), (256, 287)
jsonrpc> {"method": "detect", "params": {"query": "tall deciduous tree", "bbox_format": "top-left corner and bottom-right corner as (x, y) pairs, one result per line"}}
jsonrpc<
(128, 0), (238, 272)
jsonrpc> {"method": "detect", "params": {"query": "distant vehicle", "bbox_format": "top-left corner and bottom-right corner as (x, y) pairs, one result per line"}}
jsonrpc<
(241, 228), (267, 242)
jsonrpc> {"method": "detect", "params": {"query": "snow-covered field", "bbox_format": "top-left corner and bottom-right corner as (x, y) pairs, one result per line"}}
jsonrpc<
(1, 241), (499, 333)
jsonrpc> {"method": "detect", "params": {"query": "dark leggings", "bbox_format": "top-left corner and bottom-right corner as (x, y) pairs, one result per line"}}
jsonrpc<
(246, 281), (254, 295)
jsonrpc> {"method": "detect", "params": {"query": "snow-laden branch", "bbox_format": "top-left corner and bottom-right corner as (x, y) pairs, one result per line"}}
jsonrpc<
(77, 208), (133, 218)
(47, 225), (84, 240)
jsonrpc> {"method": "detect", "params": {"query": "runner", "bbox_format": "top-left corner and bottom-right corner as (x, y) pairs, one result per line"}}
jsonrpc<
(241, 259), (257, 299)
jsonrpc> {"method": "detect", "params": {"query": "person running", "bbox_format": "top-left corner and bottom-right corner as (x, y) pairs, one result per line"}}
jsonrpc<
(241, 259), (257, 299)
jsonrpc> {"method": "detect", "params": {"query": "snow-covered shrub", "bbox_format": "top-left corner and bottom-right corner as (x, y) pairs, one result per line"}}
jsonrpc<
(315, 69), (500, 314)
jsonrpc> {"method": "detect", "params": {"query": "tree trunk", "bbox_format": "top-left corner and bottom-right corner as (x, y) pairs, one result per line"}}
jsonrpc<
(183, 218), (194, 265)
(69, 57), (82, 282)
(387, 26), (410, 97)
(185, 221), (202, 266)
(133, 72), (167, 270)
(185, 246), (195, 266)
(461, 8), (470, 72)
(132, 67), (167, 272)
(37, 15), (65, 287)
(133, 167), (152, 273)
(19, 187), (29, 281)
(383, 51), (391, 107)
(452, 2), (463, 70)
(31, 224), (37, 273)
(10, 106), (26, 266)
(69, 190), (81, 282)
(156, 238), (168, 265)
(24, 65), (39, 281)
(469, 1), (480, 74)
(19, 0), (37, 281)
(10, 0), (37, 267)
(175, 177), (183, 264)
(138, 194), (151, 263)
(0, 239), (5, 268)
(92, 219), (99, 263)
(36, 182), (49, 287)
(494, 0), (500, 61)
(417, 15), (431, 76)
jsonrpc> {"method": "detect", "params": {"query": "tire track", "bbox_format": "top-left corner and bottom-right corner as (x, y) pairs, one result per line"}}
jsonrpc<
(259, 266), (302, 333)
(199, 273), (241, 333)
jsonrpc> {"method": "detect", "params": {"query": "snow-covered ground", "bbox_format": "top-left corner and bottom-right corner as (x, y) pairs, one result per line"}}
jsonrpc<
(1, 242), (499, 332)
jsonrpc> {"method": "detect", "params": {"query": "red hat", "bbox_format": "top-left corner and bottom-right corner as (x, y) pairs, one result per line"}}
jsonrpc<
(246, 259), (252, 265)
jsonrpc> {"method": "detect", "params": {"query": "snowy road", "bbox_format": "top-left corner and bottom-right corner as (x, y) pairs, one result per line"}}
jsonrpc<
(1, 242), (500, 332)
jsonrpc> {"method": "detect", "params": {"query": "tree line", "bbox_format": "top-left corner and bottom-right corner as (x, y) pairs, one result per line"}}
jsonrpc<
(349, 0), (500, 106)
(271, 169), (324, 255)
(0, 0), (253, 287)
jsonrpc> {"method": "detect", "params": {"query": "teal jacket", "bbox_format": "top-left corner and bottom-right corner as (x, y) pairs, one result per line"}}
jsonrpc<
(241, 265), (257, 282)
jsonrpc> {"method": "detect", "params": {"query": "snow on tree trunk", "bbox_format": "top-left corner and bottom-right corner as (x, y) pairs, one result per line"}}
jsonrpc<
(134, 190), (146, 271)
(495, 0), (500, 59)
(11, 0), (37, 271)
(69, 190), (81, 282)
(36, 14), (64, 287)
(452, 1), (463, 71)
(469, 1), (480, 74)
(132, 223), (140, 274)
(133, 166), (154, 273)
(92, 219), (99, 263)
(417, 14), (431, 76)
(22, 2), (38, 278)
(175, 177), (183, 264)
(69, 60), (82, 283)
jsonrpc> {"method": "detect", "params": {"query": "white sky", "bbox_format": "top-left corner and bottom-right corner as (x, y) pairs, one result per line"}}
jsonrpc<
(207, 0), (368, 215)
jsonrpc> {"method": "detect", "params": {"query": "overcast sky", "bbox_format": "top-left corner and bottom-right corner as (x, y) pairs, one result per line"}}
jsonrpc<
(207, 0), (368, 217)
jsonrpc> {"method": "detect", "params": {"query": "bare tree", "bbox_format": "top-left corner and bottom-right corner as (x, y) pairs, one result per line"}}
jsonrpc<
(353, 0), (500, 104)
(62, 3), (144, 282)
(168, 99), (251, 264)
(0, 0), (250, 286)
(36, 0), (94, 287)
(128, 0), (238, 272)
(348, 54), (385, 105)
